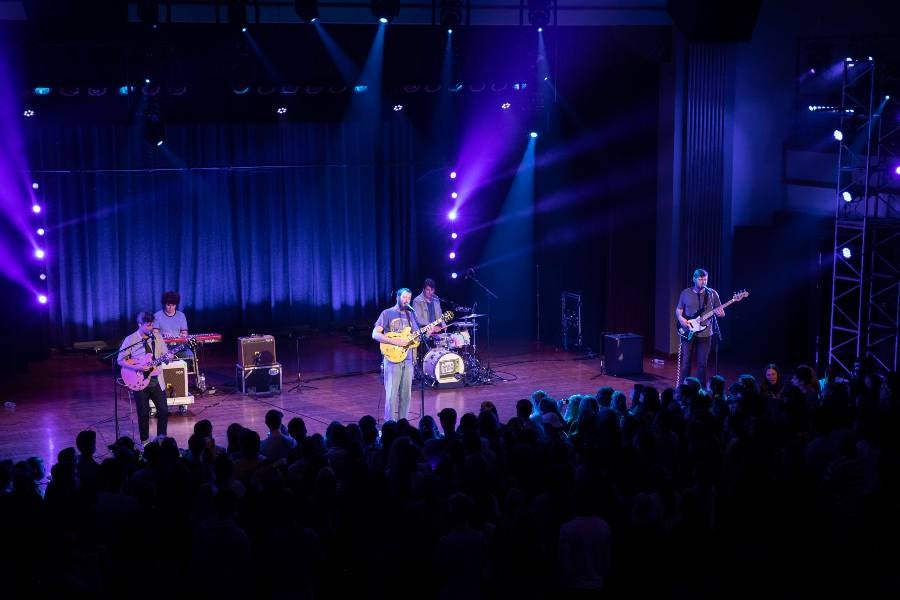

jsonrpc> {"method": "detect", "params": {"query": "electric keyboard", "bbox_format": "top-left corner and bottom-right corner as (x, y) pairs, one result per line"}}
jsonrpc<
(162, 333), (223, 344)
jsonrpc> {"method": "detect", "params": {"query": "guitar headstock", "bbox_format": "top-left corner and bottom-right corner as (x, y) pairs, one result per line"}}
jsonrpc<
(732, 289), (749, 302)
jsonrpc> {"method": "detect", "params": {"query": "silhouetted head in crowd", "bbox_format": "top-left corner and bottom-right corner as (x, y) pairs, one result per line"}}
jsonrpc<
(264, 409), (284, 433)
(419, 415), (440, 441)
(75, 430), (96, 457)
(358, 415), (378, 445)
(287, 417), (307, 441)
(226, 423), (244, 454)
(596, 386), (614, 408)
(515, 399), (532, 419)
(194, 419), (214, 437)
(239, 429), (261, 459)
(438, 407), (458, 436)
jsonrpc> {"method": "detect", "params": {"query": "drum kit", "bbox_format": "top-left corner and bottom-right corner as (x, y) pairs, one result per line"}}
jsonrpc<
(417, 313), (494, 386)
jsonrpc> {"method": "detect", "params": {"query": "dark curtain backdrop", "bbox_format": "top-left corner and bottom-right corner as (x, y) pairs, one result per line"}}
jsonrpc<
(31, 121), (418, 344)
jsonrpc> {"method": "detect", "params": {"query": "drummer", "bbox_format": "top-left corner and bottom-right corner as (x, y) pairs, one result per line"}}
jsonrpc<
(412, 278), (447, 347)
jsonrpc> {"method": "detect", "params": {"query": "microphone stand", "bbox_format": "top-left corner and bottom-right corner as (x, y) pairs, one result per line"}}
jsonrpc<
(466, 271), (499, 381)
(285, 332), (318, 393)
(406, 305), (427, 421)
(102, 336), (147, 441)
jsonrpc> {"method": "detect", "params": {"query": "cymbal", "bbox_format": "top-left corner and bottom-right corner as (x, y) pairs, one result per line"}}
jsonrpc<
(458, 313), (488, 319)
(452, 322), (478, 328)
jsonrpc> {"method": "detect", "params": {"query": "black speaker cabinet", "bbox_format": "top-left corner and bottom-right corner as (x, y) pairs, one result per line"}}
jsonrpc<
(238, 335), (277, 368)
(603, 333), (643, 376)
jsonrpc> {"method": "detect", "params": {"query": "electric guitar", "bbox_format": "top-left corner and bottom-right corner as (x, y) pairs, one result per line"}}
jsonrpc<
(676, 290), (749, 341)
(380, 311), (454, 363)
(121, 338), (199, 391)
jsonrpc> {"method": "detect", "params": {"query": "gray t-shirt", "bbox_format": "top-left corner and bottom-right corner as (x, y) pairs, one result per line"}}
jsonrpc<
(375, 307), (418, 364)
(676, 287), (722, 338)
(153, 309), (188, 337)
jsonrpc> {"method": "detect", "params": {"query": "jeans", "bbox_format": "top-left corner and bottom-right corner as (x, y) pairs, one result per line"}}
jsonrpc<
(678, 335), (712, 387)
(383, 358), (412, 422)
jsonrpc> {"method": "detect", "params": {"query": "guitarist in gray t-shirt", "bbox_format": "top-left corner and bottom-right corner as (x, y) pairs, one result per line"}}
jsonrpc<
(675, 268), (725, 387)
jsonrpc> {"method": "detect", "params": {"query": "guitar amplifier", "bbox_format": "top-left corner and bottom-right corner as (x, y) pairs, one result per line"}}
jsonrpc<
(603, 333), (643, 376)
(238, 335), (277, 368)
(155, 360), (194, 413)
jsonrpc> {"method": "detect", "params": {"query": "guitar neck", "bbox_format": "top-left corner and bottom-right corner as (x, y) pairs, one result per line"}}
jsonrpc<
(698, 297), (738, 322)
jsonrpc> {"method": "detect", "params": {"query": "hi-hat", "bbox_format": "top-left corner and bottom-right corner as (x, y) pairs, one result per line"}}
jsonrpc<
(458, 313), (488, 319)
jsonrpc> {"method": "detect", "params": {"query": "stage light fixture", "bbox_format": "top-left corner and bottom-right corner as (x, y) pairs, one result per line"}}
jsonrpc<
(35, 248), (45, 259)
(440, 0), (462, 29)
(371, 0), (400, 23)
(528, 0), (551, 28)
(450, 171), (457, 179)
(23, 109), (34, 117)
(894, 165), (900, 176)
(118, 86), (130, 96)
(38, 294), (47, 304)
(32, 204), (41, 214)
(32, 183), (39, 190)
(276, 106), (288, 115)
(448, 210), (458, 221)
(144, 109), (166, 147)
(353, 85), (369, 93)
(39, 273), (46, 281)
(228, 0), (248, 29)
(501, 102), (511, 109)
(449, 252), (456, 259)
(451, 232), (458, 239)
(451, 192), (458, 199)
(37, 228), (45, 236)
(842, 247), (852, 259)
(393, 104), (403, 111)
(294, 0), (319, 23)
(451, 272), (458, 279)
(530, 131), (539, 138)
(33, 87), (51, 96)
(842, 191), (852, 202)
(833, 130), (843, 141)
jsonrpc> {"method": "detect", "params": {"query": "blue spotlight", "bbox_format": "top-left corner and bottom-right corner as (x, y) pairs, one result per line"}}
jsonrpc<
(448, 210), (458, 221)
(23, 109), (35, 118)
(118, 85), (130, 96)
(379, 17), (388, 24)
(451, 232), (458, 239)
(451, 192), (458, 199)
(32, 182), (39, 189)
(451, 272), (458, 279)
(38, 294), (48, 305)
(39, 273), (46, 281)
(277, 106), (288, 115)
(529, 131), (538, 138)
(35, 248), (45, 259)
(842, 247), (852, 259)
(842, 191), (852, 202)
(538, 27), (543, 33)
(32, 204), (41, 214)
(501, 102), (511, 110)
(353, 85), (369, 93)
(156, 140), (164, 147)
(241, 26), (247, 32)
(449, 252), (456, 259)
(833, 130), (843, 141)
(33, 87), (51, 96)
(393, 104), (403, 111)
(37, 228), (45, 236)
(449, 171), (457, 179)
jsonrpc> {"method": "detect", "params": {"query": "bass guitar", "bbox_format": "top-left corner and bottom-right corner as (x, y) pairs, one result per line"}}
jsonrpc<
(121, 338), (198, 391)
(380, 311), (454, 363)
(676, 290), (749, 341)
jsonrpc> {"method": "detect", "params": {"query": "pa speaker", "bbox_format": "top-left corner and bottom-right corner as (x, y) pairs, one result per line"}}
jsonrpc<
(603, 333), (643, 376)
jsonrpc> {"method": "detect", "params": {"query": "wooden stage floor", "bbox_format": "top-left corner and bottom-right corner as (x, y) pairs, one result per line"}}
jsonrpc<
(1, 334), (694, 466)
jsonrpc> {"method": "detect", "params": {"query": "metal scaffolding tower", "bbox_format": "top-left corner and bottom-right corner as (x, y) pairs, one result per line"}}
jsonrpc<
(829, 57), (900, 375)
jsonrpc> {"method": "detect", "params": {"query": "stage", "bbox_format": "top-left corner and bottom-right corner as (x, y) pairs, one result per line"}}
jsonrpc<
(0, 333), (695, 466)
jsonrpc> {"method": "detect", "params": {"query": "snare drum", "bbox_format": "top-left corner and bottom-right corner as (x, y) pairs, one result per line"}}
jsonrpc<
(423, 349), (465, 385)
(447, 330), (470, 349)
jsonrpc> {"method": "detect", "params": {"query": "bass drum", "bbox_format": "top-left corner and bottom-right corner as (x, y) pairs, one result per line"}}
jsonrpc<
(423, 349), (465, 385)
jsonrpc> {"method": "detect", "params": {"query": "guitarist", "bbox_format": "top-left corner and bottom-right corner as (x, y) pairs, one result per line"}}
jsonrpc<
(675, 268), (725, 387)
(118, 311), (170, 445)
(372, 288), (427, 422)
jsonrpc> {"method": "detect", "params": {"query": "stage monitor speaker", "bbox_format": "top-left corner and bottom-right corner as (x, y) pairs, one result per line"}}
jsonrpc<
(238, 335), (277, 368)
(603, 333), (643, 376)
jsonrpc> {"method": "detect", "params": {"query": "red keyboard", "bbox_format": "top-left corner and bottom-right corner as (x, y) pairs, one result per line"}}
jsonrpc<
(162, 333), (223, 344)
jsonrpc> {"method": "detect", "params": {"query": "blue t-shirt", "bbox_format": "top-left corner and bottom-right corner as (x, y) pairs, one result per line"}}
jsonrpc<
(153, 309), (188, 337)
